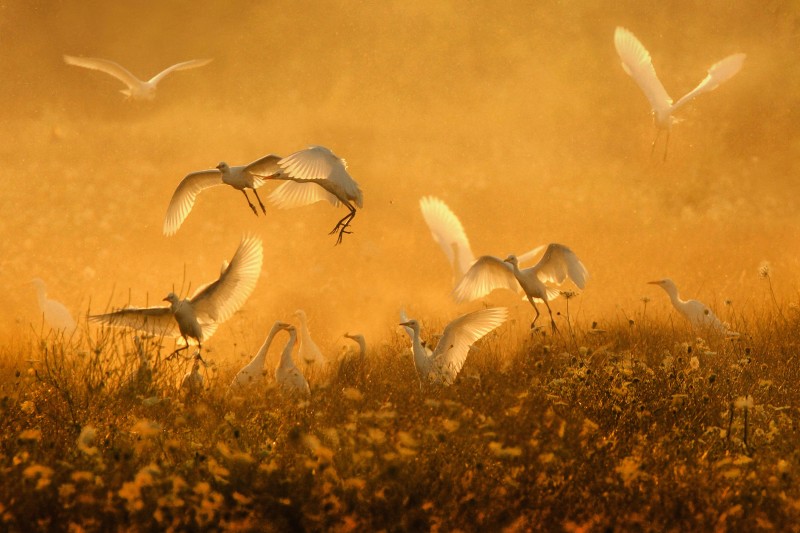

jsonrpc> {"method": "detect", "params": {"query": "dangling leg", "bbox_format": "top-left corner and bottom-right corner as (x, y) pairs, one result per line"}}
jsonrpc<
(252, 188), (267, 214)
(329, 203), (357, 245)
(662, 129), (670, 162)
(543, 299), (558, 333)
(650, 129), (662, 157)
(241, 190), (258, 215)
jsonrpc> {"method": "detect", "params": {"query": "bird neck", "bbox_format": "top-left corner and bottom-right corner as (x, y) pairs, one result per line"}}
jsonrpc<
(251, 327), (280, 369)
(34, 286), (47, 309)
(355, 338), (366, 358)
(409, 328), (430, 369)
(279, 331), (297, 369)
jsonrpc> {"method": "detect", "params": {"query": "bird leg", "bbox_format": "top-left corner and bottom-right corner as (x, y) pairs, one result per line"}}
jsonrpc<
(650, 129), (661, 157)
(252, 189), (267, 215)
(241, 190), (258, 216)
(329, 204), (357, 245)
(527, 297), (541, 329)
(543, 299), (558, 333)
(663, 129), (670, 162)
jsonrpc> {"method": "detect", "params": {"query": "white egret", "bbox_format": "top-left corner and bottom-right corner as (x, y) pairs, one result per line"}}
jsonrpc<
(400, 307), (508, 386)
(613, 27), (745, 159)
(419, 196), (545, 293)
(64, 55), (212, 101)
(180, 354), (205, 395)
(648, 279), (738, 336)
(229, 321), (287, 389)
(258, 146), (363, 245)
(419, 196), (475, 285)
(275, 324), (310, 395)
(454, 244), (588, 332)
(343, 333), (366, 359)
(30, 278), (76, 333)
(89, 235), (262, 353)
(163, 155), (282, 236)
(294, 310), (326, 367)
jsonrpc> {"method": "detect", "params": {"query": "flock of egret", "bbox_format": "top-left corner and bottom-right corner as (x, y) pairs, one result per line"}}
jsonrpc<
(31, 27), (745, 394)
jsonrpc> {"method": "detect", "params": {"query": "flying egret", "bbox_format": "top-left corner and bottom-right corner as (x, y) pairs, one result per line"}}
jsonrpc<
(30, 278), (77, 333)
(419, 196), (545, 293)
(275, 324), (310, 395)
(163, 154), (282, 236)
(294, 310), (326, 367)
(454, 244), (588, 332)
(64, 55), (212, 101)
(230, 321), (287, 389)
(89, 235), (263, 353)
(180, 354), (205, 395)
(400, 307), (508, 386)
(648, 278), (738, 336)
(419, 196), (475, 285)
(257, 146), (363, 245)
(613, 27), (745, 159)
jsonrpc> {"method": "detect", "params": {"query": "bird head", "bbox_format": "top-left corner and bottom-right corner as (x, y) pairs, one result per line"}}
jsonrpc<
(216, 162), (229, 172)
(647, 278), (677, 293)
(163, 293), (179, 304)
(503, 255), (519, 267)
(344, 332), (364, 343)
(280, 323), (297, 335)
(293, 309), (308, 321)
(399, 319), (420, 332)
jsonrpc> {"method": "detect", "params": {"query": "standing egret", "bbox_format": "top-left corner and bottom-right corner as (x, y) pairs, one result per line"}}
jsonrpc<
(613, 27), (745, 160)
(454, 244), (588, 332)
(648, 279), (738, 336)
(400, 307), (508, 386)
(30, 278), (76, 333)
(419, 196), (545, 292)
(230, 321), (287, 389)
(343, 333), (366, 359)
(258, 146), (363, 245)
(294, 310), (326, 367)
(180, 354), (205, 395)
(275, 324), (310, 395)
(63, 55), (212, 101)
(89, 235), (263, 353)
(163, 155), (282, 236)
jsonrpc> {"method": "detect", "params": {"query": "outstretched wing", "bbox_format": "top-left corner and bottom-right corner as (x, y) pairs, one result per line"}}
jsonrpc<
(452, 255), (517, 303)
(148, 59), (213, 85)
(672, 53), (746, 112)
(244, 154), (282, 187)
(163, 169), (223, 236)
(431, 307), (508, 385)
(64, 55), (142, 90)
(614, 27), (672, 116)
(190, 235), (263, 323)
(533, 243), (588, 289)
(419, 196), (475, 280)
(89, 306), (176, 337)
(268, 181), (340, 209)
(515, 244), (547, 267)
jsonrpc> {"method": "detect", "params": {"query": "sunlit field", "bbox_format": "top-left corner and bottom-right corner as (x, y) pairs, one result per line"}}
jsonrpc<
(2, 1), (800, 530)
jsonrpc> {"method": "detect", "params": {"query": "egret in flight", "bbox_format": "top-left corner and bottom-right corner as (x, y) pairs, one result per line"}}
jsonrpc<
(63, 55), (212, 101)
(400, 307), (508, 386)
(419, 196), (544, 291)
(454, 244), (588, 332)
(613, 27), (745, 159)
(648, 278), (738, 336)
(89, 235), (263, 353)
(163, 155), (282, 236)
(257, 146), (363, 245)
(275, 324), (310, 395)
(230, 321), (287, 389)
(31, 278), (76, 333)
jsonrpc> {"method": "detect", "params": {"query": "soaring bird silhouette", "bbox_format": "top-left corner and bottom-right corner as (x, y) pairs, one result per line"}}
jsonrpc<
(64, 55), (212, 101)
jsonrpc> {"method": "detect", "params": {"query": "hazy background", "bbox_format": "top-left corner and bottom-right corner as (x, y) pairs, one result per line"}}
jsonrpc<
(2, 1), (799, 366)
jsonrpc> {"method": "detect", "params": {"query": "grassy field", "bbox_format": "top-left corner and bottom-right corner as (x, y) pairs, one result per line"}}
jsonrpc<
(2, 302), (799, 532)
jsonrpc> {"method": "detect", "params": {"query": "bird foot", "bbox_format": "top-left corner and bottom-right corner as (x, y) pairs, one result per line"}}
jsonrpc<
(258, 203), (267, 215)
(248, 204), (258, 216)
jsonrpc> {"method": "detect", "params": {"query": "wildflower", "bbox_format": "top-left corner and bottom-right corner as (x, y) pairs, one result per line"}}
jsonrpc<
(342, 388), (363, 401)
(18, 429), (42, 442)
(734, 396), (754, 409)
(758, 261), (771, 279)
(77, 425), (98, 456)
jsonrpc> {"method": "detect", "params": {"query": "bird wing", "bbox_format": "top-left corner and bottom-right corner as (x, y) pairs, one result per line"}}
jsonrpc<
(533, 244), (588, 289)
(515, 244), (547, 267)
(613, 27), (673, 115)
(431, 307), (508, 385)
(243, 153), (282, 187)
(671, 53), (746, 112)
(190, 235), (263, 323)
(163, 169), (223, 236)
(64, 55), (143, 90)
(147, 58), (213, 85)
(279, 146), (363, 207)
(419, 196), (475, 279)
(88, 306), (177, 337)
(267, 181), (340, 209)
(452, 256), (517, 303)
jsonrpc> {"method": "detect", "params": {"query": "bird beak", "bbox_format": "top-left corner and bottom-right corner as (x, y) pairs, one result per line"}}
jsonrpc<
(162, 297), (169, 302)
(646, 281), (661, 285)
(399, 321), (412, 327)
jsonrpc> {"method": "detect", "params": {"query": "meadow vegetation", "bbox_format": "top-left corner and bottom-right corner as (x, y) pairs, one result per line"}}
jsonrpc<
(2, 302), (799, 532)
